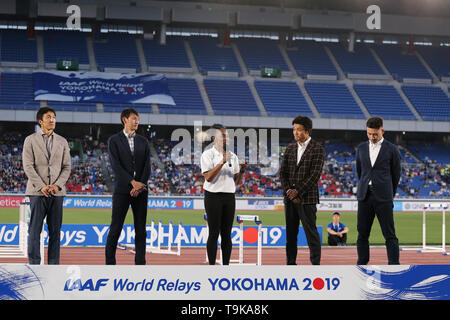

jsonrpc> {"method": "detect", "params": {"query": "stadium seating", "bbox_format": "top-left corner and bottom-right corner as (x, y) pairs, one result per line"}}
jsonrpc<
(204, 78), (260, 116)
(48, 101), (98, 112)
(189, 37), (241, 75)
(141, 37), (191, 70)
(103, 103), (151, 113)
(93, 33), (141, 72)
(304, 82), (365, 118)
(286, 41), (337, 77)
(42, 30), (89, 66)
(235, 38), (289, 73)
(417, 46), (450, 80)
(401, 85), (450, 121)
(408, 143), (450, 164)
(0, 30), (37, 65)
(0, 72), (39, 110)
(353, 84), (416, 120)
(372, 44), (432, 80)
(158, 78), (207, 115)
(254, 80), (313, 117)
(327, 43), (385, 76)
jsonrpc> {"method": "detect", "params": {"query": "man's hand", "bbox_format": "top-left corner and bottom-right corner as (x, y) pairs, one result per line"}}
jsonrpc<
(287, 189), (298, 200)
(48, 185), (60, 195)
(130, 188), (141, 197)
(286, 189), (300, 204)
(131, 180), (146, 191)
(41, 185), (52, 197)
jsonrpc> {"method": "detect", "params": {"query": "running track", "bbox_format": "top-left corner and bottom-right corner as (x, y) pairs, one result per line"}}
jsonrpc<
(1, 246), (449, 265)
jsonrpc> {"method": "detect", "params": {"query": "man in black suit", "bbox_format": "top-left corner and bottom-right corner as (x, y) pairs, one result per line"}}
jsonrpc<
(105, 108), (151, 265)
(356, 117), (402, 265)
(280, 115), (325, 265)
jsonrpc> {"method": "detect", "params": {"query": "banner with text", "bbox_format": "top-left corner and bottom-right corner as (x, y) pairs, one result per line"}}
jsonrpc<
(33, 71), (175, 105)
(0, 224), (322, 247)
(0, 264), (449, 300)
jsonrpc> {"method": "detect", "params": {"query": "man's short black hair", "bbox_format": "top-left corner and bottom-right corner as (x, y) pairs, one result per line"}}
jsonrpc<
(366, 116), (383, 129)
(36, 107), (56, 124)
(210, 123), (226, 141)
(120, 108), (139, 125)
(292, 115), (313, 133)
(210, 123), (226, 130)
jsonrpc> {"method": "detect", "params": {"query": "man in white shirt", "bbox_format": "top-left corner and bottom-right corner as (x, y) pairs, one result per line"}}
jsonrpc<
(355, 117), (402, 265)
(201, 124), (247, 265)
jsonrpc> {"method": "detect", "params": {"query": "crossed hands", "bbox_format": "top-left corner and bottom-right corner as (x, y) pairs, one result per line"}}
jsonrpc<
(286, 189), (300, 204)
(130, 180), (147, 197)
(41, 185), (60, 197)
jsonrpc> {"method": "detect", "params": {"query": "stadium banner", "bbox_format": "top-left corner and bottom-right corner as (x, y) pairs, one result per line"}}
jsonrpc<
(0, 195), (441, 211)
(0, 264), (449, 300)
(33, 71), (176, 105)
(0, 196), (24, 208)
(0, 224), (322, 247)
(402, 201), (449, 212)
(62, 197), (193, 209)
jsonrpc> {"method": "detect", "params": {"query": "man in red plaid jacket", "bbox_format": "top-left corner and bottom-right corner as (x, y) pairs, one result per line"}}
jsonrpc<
(279, 115), (326, 265)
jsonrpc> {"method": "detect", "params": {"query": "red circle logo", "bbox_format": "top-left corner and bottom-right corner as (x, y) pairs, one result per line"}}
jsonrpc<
(243, 227), (258, 244)
(313, 278), (325, 290)
(176, 201), (182, 207)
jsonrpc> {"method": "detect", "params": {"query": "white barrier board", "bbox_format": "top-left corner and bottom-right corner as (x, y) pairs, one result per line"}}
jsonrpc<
(0, 264), (449, 300)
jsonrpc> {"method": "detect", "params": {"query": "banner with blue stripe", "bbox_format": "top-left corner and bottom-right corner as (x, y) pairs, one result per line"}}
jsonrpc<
(33, 71), (175, 105)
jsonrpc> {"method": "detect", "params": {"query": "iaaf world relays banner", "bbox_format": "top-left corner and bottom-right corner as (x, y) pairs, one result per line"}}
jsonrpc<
(33, 71), (176, 105)
(0, 223), (322, 247)
(0, 265), (449, 300)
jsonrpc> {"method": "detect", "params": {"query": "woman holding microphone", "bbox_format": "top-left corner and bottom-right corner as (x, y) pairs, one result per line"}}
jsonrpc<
(201, 124), (247, 265)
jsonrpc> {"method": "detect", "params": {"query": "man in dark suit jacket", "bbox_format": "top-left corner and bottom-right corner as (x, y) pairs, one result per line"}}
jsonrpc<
(356, 117), (402, 265)
(105, 108), (151, 265)
(280, 115), (325, 265)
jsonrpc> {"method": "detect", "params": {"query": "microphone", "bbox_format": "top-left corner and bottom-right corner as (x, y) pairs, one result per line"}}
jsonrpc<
(227, 152), (232, 167)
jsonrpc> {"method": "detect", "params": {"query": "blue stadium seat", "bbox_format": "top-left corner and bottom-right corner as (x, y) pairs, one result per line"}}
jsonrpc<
(401, 86), (450, 121)
(417, 46), (450, 79)
(42, 30), (89, 65)
(142, 37), (191, 69)
(189, 37), (241, 74)
(304, 82), (365, 119)
(158, 78), (207, 115)
(327, 43), (385, 75)
(235, 38), (289, 72)
(254, 81), (313, 117)
(354, 84), (416, 120)
(372, 45), (432, 80)
(286, 41), (337, 77)
(408, 144), (450, 164)
(0, 30), (37, 63)
(93, 33), (141, 71)
(0, 72), (39, 110)
(103, 103), (151, 113)
(324, 142), (355, 162)
(47, 101), (98, 112)
(204, 79), (260, 116)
